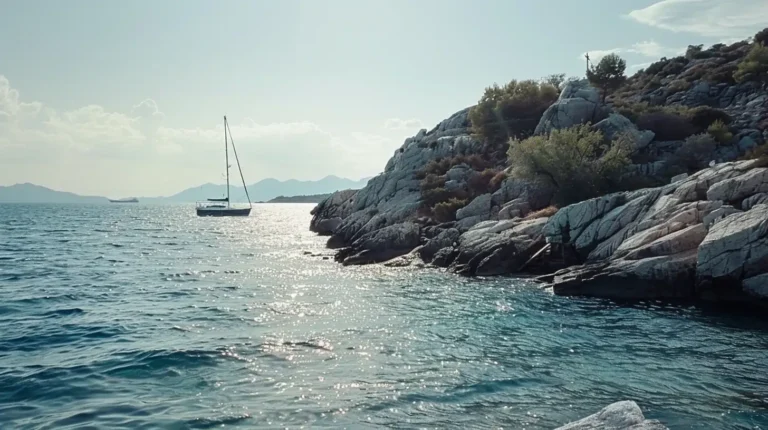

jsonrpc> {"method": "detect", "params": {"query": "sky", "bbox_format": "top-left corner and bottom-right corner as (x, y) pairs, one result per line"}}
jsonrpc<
(1, 0), (766, 197)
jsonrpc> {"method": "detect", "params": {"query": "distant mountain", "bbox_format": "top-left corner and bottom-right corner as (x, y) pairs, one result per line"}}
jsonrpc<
(0, 175), (371, 204)
(0, 183), (107, 204)
(153, 175), (370, 203)
(267, 193), (331, 203)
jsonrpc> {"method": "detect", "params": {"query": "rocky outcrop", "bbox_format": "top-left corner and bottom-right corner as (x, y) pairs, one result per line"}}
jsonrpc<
(592, 113), (655, 150)
(555, 401), (667, 430)
(336, 222), (421, 265)
(535, 79), (604, 135)
(697, 204), (768, 299)
(544, 160), (768, 302)
(439, 217), (548, 276)
(309, 189), (358, 235)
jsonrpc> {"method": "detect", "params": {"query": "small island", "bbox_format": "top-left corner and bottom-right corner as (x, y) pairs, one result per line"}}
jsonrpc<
(267, 194), (334, 204)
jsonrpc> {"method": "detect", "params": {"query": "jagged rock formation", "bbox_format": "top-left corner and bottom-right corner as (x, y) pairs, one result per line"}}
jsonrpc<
(309, 32), (768, 305)
(555, 401), (667, 430)
(309, 189), (358, 235)
(544, 160), (768, 302)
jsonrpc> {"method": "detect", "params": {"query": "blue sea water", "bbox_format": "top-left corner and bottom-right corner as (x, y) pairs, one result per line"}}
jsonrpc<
(1, 203), (767, 429)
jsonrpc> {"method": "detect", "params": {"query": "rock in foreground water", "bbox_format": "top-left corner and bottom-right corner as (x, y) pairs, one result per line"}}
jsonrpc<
(555, 401), (667, 430)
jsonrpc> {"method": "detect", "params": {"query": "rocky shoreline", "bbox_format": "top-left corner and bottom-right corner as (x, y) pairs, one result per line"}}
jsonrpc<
(309, 36), (768, 306)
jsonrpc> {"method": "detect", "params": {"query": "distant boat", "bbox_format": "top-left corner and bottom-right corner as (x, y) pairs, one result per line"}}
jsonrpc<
(196, 116), (252, 217)
(109, 197), (138, 203)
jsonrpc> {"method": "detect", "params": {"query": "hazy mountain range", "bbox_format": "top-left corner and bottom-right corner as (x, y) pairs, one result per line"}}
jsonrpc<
(0, 176), (370, 203)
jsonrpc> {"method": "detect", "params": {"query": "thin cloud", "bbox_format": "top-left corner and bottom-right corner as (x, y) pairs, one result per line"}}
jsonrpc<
(626, 0), (768, 39)
(582, 41), (683, 63)
(384, 118), (424, 130)
(0, 75), (402, 195)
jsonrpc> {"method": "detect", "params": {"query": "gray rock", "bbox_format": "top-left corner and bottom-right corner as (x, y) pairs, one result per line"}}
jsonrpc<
(456, 193), (492, 220)
(697, 204), (768, 286)
(342, 222), (421, 265)
(555, 400), (668, 430)
(742, 192), (768, 210)
(452, 217), (547, 276)
(431, 246), (458, 267)
(592, 113), (655, 150)
(419, 228), (460, 263)
(310, 189), (358, 235)
(706, 168), (768, 202)
(498, 198), (530, 220)
(671, 173), (688, 183)
(743, 273), (768, 298)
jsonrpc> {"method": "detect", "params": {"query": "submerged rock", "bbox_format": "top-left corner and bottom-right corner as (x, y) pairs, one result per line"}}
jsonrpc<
(555, 400), (667, 430)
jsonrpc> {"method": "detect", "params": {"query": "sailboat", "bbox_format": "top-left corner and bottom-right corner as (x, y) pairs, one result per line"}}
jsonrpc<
(196, 116), (252, 217)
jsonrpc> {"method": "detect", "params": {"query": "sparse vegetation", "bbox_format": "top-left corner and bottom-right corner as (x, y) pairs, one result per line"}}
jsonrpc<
(669, 134), (718, 173)
(755, 28), (768, 46)
(433, 198), (468, 223)
(636, 112), (698, 141)
(734, 42), (768, 83)
(587, 53), (627, 102)
(416, 155), (502, 221)
(667, 79), (691, 94)
(707, 120), (733, 144)
(508, 124), (631, 206)
(542, 73), (566, 91)
(469, 80), (558, 144)
(523, 205), (558, 220)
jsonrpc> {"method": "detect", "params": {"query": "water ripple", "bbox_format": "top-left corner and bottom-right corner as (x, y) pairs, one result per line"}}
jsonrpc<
(0, 203), (767, 429)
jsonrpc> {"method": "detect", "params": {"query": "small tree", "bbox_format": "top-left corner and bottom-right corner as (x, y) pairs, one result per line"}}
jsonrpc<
(508, 124), (631, 205)
(734, 42), (768, 84)
(587, 53), (627, 102)
(755, 27), (768, 46)
(542, 73), (566, 91)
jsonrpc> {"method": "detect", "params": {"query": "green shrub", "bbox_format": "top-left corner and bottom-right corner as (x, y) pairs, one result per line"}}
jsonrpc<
(467, 168), (501, 195)
(702, 63), (737, 84)
(707, 120), (733, 144)
(685, 44), (705, 60)
(542, 73), (566, 91)
(755, 28), (768, 46)
(433, 198), (468, 222)
(469, 80), (558, 144)
(636, 112), (698, 141)
(667, 79), (690, 94)
(507, 124), (631, 206)
(489, 170), (507, 190)
(587, 53), (627, 102)
(734, 42), (768, 83)
(669, 134), (717, 172)
(689, 106), (732, 129)
(644, 58), (669, 76)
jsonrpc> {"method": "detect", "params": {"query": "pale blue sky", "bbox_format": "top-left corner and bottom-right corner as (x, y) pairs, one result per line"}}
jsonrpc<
(1, 0), (766, 196)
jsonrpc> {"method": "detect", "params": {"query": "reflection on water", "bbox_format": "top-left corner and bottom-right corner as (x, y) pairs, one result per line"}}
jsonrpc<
(0, 203), (767, 429)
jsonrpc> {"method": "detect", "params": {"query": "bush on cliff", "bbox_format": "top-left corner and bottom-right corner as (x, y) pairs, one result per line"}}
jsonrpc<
(667, 134), (718, 173)
(734, 42), (768, 83)
(587, 53), (627, 102)
(507, 124), (631, 206)
(707, 120), (733, 144)
(433, 198), (468, 223)
(636, 112), (698, 141)
(755, 27), (768, 46)
(469, 80), (558, 144)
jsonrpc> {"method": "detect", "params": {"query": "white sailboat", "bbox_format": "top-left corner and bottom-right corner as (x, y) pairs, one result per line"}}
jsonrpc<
(196, 116), (252, 217)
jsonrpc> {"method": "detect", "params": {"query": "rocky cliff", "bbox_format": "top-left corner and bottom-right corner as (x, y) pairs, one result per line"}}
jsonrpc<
(309, 34), (768, 305)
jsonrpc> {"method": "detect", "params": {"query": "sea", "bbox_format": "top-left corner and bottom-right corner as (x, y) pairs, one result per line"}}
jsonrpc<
(1, 203), (767, 429)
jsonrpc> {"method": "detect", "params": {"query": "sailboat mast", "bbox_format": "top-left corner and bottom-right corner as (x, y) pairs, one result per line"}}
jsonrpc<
(224, 115), (230, 208)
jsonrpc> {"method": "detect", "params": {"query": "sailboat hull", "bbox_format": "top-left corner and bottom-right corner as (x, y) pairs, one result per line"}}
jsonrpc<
(196, 207), (251, 217)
